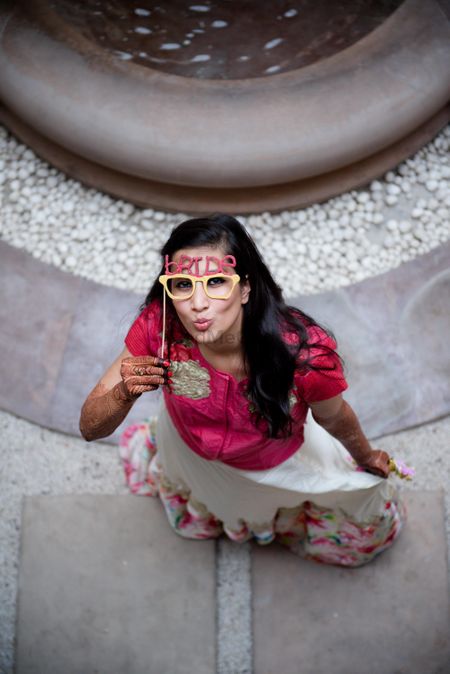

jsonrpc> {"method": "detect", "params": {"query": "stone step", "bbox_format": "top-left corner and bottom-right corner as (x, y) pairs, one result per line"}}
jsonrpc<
(15, 495), (216, 674)
(252, 490), (450, 674)
(15, 491), (450, 673)
(1, 239), (450, 443)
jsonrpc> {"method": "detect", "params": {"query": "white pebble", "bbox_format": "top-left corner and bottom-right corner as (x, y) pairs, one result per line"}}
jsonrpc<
(413, 227), (425, 241)
(135, 26), (152, 35)
(191, 54), (211, 63)
(372, 212), (384, 225)
(264, 38), (283, 50)
(386, 219), (398, 232)
(160, 43), (181, 50)
(399, 221), (411, 233)
(62, 201), (74, 213)
(385, 195), (398, 206)
(386, 184), (401, 196)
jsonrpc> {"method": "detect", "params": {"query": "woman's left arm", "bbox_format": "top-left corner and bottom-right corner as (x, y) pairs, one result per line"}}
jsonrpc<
(309, 394), (390, 478)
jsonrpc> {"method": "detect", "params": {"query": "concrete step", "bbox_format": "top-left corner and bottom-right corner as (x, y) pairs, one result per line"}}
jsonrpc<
(252, 490), (450, 674)
(15, 495), (216, 674)
(15, 491), (450, 674)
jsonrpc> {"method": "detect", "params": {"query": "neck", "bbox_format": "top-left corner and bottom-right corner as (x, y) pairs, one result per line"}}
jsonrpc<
(199, 334), (243, 358)
(198, 332), (247, 381)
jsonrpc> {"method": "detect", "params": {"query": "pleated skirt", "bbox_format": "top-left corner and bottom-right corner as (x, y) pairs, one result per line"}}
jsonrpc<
(119, 402), (405, 567)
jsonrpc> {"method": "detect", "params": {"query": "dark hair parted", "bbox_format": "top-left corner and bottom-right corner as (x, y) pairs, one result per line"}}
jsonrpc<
(143, 213), (341, 438)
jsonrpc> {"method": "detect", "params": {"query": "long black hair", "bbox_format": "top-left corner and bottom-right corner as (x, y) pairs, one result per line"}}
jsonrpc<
(143, 214), (339, 438)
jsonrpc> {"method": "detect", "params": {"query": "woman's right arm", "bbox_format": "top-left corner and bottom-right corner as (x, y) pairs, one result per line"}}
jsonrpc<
(79, 346), (167, 441)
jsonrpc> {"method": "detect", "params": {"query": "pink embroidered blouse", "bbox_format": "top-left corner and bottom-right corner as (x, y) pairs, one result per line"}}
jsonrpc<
(125, 300), (348, 471)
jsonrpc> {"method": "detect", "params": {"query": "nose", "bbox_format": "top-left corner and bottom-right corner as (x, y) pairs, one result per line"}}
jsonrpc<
(191, 280), (209, 311)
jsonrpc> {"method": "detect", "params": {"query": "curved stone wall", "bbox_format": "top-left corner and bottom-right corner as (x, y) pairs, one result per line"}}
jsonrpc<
(1, 239), (449, 443)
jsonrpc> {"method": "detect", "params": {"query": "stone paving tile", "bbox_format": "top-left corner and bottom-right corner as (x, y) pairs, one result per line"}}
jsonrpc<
(47, 276), (160, 440)
(298, 287), (414, 438)
(296, 239), (450, 437)
(252, 490), (450, 674)
(0, 241), (81, 426)
(16, 495), (216, 674)
(400, 267), (450, 422)
(1, 239), (449, 440)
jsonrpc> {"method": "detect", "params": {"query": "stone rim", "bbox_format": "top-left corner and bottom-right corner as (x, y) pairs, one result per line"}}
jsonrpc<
(0, 0), (449, 199)
(1, 102), (448, 213)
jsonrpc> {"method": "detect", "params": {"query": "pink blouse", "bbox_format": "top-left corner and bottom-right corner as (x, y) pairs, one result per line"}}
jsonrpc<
(125, 301), (348, 470)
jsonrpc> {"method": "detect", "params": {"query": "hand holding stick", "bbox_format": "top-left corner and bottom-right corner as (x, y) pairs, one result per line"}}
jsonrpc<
(80, 355), (169, 441)
(120, 356), (169, 398)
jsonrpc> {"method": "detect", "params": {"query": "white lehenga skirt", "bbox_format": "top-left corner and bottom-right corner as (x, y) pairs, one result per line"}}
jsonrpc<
(119, 402), (405, 567)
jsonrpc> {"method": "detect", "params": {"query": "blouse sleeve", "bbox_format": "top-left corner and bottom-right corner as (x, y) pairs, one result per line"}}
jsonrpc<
(124, 300), (163, 357)
(295, 326), (348, 403)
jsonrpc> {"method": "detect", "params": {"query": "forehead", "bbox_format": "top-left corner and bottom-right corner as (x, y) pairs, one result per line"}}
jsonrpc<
(165, 246), (237, 277)
(172, 245), (226, 261)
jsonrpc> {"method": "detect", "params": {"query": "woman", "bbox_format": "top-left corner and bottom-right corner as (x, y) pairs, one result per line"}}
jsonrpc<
(80, 214), (405, 566)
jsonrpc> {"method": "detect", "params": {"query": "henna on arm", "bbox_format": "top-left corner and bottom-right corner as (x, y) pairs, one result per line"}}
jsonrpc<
(79, 381), (137, 442)
(311, 399), (390, 478)
(79, 356), (168, 442)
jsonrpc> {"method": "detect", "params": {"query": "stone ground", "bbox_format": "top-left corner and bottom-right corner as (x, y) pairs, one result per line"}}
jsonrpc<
(0, 123), (449, 673)
(1, 409), (449, 674)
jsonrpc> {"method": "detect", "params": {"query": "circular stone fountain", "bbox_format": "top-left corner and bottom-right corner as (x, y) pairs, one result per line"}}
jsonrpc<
(0, 0), (449, 213)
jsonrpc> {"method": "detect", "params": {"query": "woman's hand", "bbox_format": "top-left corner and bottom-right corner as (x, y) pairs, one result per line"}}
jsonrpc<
(358, 449), (390, 479)
(120, 356), (169, 399)
(79, 348), (169, 442)
(310, 396), (390, 479)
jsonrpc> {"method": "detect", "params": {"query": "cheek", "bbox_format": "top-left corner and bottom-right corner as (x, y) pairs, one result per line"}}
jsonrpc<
(216, 296), (242, 321)
(171, 301), (189, 324)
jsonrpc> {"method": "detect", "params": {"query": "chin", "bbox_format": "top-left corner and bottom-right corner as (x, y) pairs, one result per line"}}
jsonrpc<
(194, 326), (225, 344)
(194, 331), (214, 343)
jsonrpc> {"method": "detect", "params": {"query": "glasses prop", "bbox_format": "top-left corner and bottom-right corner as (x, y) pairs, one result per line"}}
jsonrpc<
(159, 273), (240, 300)
(158, 253), (241, 360)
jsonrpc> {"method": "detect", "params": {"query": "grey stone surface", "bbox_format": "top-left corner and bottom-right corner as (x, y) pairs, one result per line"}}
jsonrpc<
(47, 273), (161, 442)
(216, 538), (252, 674)
(15, 495), (216, 674)
(252, 490), (450, 674)
(0, 242), (81, 423)
(296, 238), (450, 438)
(0, 240), (160, 442)
(2, 409), (450, 674)
(1, 239), (450, 442)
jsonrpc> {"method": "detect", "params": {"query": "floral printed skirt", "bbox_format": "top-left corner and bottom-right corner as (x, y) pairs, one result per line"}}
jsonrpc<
(119, 403), (406, 567)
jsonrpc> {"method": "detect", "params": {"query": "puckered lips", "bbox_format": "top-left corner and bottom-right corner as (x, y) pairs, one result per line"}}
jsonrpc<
(193, 318), (212, 332)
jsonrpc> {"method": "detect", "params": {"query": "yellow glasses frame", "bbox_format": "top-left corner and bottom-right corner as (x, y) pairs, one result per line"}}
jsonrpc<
(159, 273), (241, 300)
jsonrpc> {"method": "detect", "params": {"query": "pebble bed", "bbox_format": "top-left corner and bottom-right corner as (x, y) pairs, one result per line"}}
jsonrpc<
(0, 124), (449, 296)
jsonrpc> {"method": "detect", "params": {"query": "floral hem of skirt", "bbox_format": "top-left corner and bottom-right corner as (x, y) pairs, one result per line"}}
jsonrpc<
(119, 421), (406, 568)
